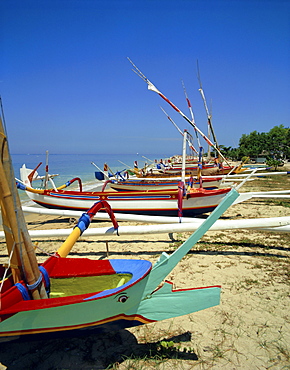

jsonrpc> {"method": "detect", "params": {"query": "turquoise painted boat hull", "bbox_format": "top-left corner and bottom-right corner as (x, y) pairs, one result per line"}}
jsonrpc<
(0, 257), (220, 343)
(0, 189), (238, 343)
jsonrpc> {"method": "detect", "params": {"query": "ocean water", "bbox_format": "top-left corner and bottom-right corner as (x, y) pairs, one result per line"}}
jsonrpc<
(12, 153), (171, 204)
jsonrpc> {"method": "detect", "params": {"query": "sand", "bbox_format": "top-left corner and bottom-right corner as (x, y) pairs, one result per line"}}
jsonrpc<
(0, 171), (289, 369)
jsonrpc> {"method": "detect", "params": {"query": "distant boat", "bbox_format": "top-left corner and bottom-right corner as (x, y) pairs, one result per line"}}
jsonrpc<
(106, 176), (228, 192)
(135, 163), (247, 178)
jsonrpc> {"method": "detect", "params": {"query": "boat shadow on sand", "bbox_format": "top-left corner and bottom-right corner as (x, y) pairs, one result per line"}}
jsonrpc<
(30, 240), (290, 261)
(0, 329), (198, 369)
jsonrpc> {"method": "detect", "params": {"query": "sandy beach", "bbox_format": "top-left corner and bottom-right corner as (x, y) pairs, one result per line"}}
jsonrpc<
(0, 169), (289, 369)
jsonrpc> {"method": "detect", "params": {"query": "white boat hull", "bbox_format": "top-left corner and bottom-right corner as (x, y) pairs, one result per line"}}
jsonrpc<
(108, 178), (224, 192)
(24, 187), (231, 217)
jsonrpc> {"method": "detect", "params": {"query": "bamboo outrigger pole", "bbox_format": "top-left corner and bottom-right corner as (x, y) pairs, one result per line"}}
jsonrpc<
(0, 105), (47, 299)
(127, 58), (230, 166)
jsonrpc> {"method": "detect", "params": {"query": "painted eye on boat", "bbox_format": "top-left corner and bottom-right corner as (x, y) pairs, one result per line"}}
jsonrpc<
(118, 295), (128, 303)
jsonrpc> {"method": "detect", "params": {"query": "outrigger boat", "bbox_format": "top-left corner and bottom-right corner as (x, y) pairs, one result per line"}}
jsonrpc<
(130, 160), (247, 178)
(127, 58), (250, 178)
(17, 164), (234, 217)
(97, 131), (238, 192)
(0, 112), (240, 343)
(107, 176), (226, 192)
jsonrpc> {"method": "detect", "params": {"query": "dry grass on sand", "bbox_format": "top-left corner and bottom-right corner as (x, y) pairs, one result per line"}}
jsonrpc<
(0, 168), (289, 369)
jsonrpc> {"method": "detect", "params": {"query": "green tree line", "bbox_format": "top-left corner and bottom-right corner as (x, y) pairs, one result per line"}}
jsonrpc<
(218, 125), (290, 163)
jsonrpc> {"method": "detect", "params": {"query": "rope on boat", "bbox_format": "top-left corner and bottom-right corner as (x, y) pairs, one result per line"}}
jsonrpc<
(15, 283), (30, 300)
(26, 272), (43, 291)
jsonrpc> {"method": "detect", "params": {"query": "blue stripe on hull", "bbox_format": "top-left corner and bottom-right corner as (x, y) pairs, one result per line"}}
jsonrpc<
(33, 201), (216, 217)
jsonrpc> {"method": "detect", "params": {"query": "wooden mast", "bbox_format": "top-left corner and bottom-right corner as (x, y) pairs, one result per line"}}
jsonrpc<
(197, 60), (219, 160)
(160, 106), (198, 154)
(128, 58), (230, 166)
(181, 79), (202, 150)
(0, 108), (47, 299)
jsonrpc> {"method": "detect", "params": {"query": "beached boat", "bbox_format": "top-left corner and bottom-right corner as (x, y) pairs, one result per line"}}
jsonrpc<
(0, 113), (240, 342)
(124, 156), (247, 178)
(135, 162), (247, 178)
(97, 133), (240, 191)
(106, 176), (226, 192)
(18, 164), (233, 217)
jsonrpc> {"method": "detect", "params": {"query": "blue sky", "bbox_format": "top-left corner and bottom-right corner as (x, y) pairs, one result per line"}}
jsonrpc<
(1, 0), (289, 155)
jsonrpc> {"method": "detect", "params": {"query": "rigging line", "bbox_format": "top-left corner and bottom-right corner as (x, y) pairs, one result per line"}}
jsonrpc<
(0, 248), (16, 281)
(34, 243), (55, 256)
(0, 242), (21, 313)
(127, 57), (148, 82)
